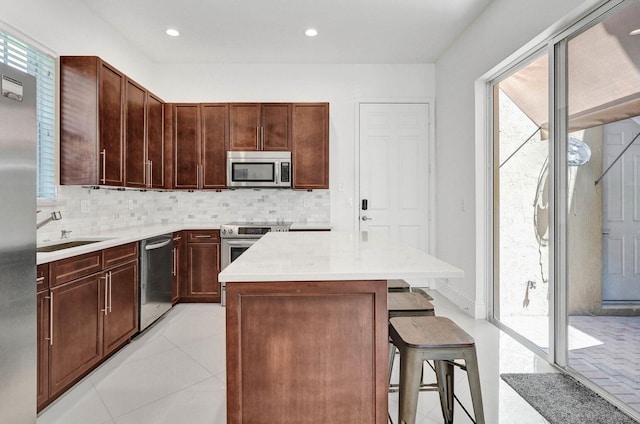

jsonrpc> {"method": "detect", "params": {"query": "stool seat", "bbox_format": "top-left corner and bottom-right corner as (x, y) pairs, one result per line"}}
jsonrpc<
(388, 316), (485, 424)
(389, 316), (474, 349)
(387, 279), (411, 292)
(388, 292), (435, 318)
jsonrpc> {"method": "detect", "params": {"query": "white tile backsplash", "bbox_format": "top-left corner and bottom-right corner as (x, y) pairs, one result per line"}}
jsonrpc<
(37, 186), (330, 243)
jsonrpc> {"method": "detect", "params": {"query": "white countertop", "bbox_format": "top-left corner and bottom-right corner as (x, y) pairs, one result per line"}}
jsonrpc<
(218, 231), (464, 282)
(36, 223), (221, 264)
(36, 222), (333, 265)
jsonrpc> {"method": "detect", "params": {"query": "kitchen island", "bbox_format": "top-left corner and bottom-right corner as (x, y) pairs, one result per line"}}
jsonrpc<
(218, 231), (463, 424)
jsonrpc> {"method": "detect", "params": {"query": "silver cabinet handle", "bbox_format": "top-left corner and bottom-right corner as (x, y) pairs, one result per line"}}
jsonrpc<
(36, 276), (45, 283)
(149, 161), (153, 188)
(194, 234), (212, 238)
(256, 127), (260, 150)
(101, 275), (108, 315)
(260, 126), (264, 150)
(108, 272), (112, 313)
(100, 149), (106, 184)
(361, 216), (373, 221)
(46, 293), (53, 346)
(172, 247), (177, 277)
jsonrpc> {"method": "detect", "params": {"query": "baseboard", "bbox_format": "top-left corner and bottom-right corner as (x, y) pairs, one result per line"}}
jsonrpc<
(435, 279), (486, 319)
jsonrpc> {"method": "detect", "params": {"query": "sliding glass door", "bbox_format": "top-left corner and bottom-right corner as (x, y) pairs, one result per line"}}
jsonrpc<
(492, 51), (550, 353)
(491, 0), (640, 418)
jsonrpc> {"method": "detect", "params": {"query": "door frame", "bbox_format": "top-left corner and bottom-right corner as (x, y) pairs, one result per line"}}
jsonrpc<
(354, 98), (436, 256)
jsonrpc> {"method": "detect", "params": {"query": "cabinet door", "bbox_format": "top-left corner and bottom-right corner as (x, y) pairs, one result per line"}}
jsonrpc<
(229, 103), (260, 151)
(292, 103), (329, 189)
(37, 290), (50, 411)
(125, 79), (147, 188)
(147, 93), (165, 188)
(202, 103), (228, 188)
(104, 261), (139, 356)
(262, 103), (291, 151)
(172, 233), (183, 304)
(60, 56), (100, 185)
(99, 61), (125, 186)
(49, 274), (104, 398)
(187, 242), (221, 301)
(173, 104), (201, 189)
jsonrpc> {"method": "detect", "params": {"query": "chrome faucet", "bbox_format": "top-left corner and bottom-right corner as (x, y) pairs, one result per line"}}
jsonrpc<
(37, 211), (62, 229)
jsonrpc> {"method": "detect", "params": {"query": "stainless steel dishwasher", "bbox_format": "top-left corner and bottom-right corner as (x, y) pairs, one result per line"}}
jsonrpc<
(139, 234), (173, 331)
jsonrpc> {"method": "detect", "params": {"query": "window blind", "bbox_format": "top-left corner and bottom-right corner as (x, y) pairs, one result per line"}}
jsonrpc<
(0, 31), (56, 200)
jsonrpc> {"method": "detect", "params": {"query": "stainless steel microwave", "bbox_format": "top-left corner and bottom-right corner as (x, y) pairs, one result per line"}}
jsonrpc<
(226, 151), (292, 188)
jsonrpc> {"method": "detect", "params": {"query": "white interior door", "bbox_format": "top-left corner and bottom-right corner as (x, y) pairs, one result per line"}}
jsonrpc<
(359, 103), (430, 253)
(602, 118), (640, 303)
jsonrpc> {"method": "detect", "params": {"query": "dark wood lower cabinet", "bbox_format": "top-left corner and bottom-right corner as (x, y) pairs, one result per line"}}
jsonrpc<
(49, 273), (104, 399)
(103, 260), (138, 356)
(186, 242), (221, 302)
(172, 232), (184, 304)
(37, 290), (50, 410)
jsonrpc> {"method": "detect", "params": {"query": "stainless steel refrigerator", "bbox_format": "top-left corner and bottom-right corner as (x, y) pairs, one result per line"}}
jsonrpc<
(0, 61), (37, 422)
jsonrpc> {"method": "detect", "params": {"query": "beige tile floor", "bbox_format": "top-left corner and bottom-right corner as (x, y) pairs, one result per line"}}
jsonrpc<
(37, 291), (555, 424)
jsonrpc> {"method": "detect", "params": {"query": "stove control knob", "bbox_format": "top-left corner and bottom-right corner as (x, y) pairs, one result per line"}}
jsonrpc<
(229, 229), (234, 234)
(221, 229), (226, 235)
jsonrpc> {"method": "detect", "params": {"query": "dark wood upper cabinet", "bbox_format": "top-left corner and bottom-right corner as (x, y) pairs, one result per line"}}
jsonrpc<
(202, 103), (229, 188)
(99, 62), (125, 186)
(261, 103), (291, 151)
(61, 56), (165, 188)
(168, 103), (228, 189)
(147, 93), (165, 188)
(172, 104), (201, 189)
(124, 79), (146, 188)
(60, 56), (100, 185)
(229, 103), (260, 151)
(292, 103), (329, 189)
(229, 103), (291, 151)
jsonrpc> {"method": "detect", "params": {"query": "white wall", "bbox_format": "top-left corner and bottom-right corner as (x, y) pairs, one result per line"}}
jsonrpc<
(434, 0), (602, 317)
(150, 64), (435, 231)
(1, 0), (435, 234)
(0, 0), (154, 85)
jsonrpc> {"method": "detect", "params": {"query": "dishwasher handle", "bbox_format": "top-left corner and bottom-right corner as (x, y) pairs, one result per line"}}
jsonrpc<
(144, 239), (172, 251)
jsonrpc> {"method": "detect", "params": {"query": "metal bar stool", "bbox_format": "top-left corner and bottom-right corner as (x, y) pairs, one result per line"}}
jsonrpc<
(389, 316), (485, 424)
(387, 291), (436, 422)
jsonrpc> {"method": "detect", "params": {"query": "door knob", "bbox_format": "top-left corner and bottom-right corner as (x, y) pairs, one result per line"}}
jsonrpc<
(361, 216), (373, 221)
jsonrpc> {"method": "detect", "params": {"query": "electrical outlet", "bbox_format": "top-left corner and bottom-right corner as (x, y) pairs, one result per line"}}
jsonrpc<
(303, 198), (312, 208)
(80, 200), (90, 213)
(128, 199), (135, 210)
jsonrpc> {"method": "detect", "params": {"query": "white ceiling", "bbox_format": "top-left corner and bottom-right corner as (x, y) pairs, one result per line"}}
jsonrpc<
(80, 0), (493, 64)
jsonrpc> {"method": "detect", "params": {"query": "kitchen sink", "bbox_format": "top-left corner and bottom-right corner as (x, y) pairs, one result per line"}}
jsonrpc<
(37, 239), (107, 253)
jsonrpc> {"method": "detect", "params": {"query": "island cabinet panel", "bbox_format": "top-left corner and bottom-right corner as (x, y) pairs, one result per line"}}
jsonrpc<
(103, 260), (139, 356)
(292, 103), (329, 189)
(226, 280), (388, 424)
(49, 273), (104, 399)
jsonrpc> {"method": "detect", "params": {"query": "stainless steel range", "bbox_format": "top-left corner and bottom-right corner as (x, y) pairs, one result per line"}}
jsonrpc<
(220, 221), (290, 306)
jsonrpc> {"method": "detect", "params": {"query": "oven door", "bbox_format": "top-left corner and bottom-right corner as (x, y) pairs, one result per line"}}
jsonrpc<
(221, 238), (258, 307)
(221, 238), (258, 270)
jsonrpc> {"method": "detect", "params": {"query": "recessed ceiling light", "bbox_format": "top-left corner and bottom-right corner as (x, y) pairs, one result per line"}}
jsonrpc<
(166, 28), (180, 37)
(305, 28), (318, 37)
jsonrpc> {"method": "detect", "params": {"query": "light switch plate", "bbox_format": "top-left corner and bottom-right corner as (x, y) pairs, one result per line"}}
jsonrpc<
(80, 199), (90, 213)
